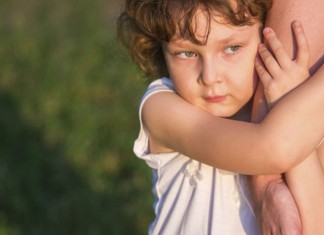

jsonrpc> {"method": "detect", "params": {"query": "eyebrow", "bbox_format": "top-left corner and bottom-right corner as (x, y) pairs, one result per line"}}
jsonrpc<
(169, 32), (243, 48)
(215, 34), (238, 44)
(168, 23), (254, 48)
(216, 24), (256, 42)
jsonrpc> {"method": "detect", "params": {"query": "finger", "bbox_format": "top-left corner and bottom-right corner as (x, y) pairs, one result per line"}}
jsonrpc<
(292, 21), (310, 67)
(257, 43), (281, 78)
(251, 82), (268, 122)
(263, 27), (291, 69)
(255, 55), (272, 85)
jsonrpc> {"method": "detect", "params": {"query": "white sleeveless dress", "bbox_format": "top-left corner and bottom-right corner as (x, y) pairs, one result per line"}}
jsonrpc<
(134, 78), (259, 235)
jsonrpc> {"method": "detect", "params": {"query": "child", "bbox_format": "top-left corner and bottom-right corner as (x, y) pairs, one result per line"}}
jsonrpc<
(117, 0), (324, 234)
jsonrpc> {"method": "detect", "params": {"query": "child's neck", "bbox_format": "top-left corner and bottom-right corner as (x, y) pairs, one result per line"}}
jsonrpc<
(229, 99), (253, 122)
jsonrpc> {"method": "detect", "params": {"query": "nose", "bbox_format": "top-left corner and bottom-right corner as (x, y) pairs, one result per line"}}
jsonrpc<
(200, 58), (223, 86)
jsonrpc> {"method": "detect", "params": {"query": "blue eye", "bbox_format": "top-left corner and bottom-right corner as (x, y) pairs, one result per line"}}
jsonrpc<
(224, 45), (240, 54)
(177, 51), (197, 58)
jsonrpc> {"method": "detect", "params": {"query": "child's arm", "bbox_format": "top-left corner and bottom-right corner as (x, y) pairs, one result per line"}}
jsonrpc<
(143, 63), (324, 174)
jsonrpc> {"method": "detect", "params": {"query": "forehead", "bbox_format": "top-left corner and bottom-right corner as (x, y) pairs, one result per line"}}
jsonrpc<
(171, 6), (218, 43)
(172, 7), (259, 44)
(190, 8), (229, 38)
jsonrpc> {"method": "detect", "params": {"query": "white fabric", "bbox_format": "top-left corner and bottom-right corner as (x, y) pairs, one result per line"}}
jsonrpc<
(134, 78), (259, 235)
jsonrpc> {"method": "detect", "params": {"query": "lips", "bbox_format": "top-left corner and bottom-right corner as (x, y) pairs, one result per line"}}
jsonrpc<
(205, 95), (227, 103)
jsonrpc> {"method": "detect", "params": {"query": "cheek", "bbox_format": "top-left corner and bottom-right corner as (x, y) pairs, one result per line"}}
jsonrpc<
(244, 74), (257, 93)
(168, 63), (194, 82)
(231, 70), (256, 97)
(243, 62), (258, 88)
(252, 72), (258, 90)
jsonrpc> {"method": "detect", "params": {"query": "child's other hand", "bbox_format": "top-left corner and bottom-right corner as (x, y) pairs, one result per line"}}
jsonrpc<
(255, 21), (310, 109)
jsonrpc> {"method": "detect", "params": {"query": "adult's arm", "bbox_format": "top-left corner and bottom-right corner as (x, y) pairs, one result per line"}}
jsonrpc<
(248, 0), (324, 233)
(285, 151), (324, 234)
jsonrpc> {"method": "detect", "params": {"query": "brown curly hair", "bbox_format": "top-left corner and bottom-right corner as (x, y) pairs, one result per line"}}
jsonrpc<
(117, 0), (272, 80)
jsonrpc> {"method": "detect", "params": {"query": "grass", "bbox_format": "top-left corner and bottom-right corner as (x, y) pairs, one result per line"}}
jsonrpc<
(0, 0), (153, 234)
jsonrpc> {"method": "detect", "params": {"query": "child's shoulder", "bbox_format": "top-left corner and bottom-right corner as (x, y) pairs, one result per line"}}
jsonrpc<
(140, 77), (176, 104)
(147, 77), (175, 92)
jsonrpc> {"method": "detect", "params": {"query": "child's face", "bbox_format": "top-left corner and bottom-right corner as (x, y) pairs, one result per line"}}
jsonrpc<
(162, 9), (261, 118)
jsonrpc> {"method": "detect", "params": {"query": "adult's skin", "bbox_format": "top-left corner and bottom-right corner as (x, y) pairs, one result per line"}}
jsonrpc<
(248, 0), (324, 234)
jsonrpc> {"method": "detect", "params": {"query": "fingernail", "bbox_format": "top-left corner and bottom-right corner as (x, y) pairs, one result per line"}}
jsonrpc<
(293, 20), (300, 26)
(258, 43), (266, 50)
(263, 27), (272, 34)
(293, 20), (301, 28)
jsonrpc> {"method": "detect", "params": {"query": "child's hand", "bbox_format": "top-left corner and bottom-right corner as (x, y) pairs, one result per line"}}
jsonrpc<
(255, 21), (310, 108)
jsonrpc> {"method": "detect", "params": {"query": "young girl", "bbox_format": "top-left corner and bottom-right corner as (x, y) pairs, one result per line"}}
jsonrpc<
(117, 0), (324, 234)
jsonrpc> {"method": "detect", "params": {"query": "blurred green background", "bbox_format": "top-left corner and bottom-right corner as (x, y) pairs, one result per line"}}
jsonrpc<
(0, 0), (153, 234)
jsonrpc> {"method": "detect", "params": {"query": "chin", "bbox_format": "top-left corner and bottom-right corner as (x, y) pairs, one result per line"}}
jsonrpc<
(210, 110), (237, 118)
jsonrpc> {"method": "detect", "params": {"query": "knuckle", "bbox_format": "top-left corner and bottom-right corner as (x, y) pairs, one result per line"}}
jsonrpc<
(266, 82), (278, 93)
(273, 46), (284, 56)
(258, 70), (268, 78)
(261, 53), (273, 64)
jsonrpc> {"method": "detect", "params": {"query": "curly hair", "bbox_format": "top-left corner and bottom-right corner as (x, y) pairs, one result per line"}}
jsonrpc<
(117, 0), (273, 80)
